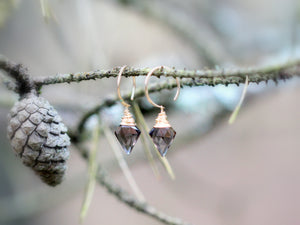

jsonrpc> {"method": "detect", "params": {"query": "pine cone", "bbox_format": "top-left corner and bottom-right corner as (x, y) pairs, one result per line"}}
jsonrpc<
(7, 93), (70, 186)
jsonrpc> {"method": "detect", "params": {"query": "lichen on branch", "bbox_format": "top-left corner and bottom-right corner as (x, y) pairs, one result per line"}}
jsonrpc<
(32, 59), (300, 89)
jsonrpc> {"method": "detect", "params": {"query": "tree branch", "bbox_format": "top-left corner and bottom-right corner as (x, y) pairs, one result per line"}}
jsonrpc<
(33, 59), (300, 89)
(71, 60), (300, 140)
(76, 145), (192, 225)
(1, 57), (299, 93)
(2, 56), (300, 142)
(1, 57), (300, 225)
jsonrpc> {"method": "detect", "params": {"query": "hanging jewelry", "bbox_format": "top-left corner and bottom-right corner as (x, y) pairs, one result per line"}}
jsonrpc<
(114, 66), (141, 154)
(145, 66), (180, 157)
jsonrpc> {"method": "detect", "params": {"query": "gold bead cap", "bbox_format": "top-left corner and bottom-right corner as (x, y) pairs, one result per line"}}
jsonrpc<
(120, 107), (136, 126)
(153, 109), (171, 128)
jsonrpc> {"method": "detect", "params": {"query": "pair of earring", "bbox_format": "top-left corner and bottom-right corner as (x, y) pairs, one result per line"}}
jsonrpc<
(114, 66), (180, 157)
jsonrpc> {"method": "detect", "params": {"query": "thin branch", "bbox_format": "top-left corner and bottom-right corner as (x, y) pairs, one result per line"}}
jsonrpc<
(72, 60), (300, 140)
(33, 59), (300, 88)
(1, 57), (299, 93)
(76, 144), (192, 225)
(2, 56), (299, 141)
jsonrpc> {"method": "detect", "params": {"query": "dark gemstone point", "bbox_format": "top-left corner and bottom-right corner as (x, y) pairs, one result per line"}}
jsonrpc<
(115, 125), (141, 154)
(149, 127), (176, 157)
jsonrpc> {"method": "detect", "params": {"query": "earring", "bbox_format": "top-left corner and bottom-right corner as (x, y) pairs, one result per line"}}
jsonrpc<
(114, 66), (141, 154)
(145, 66), (180, 157)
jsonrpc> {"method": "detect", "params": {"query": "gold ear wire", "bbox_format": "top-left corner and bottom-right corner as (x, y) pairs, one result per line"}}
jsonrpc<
(115, 66), (141, 155)
(144, 66), (180, 112)
(145, 66), (180, 157)
(117, 65), (136, 107)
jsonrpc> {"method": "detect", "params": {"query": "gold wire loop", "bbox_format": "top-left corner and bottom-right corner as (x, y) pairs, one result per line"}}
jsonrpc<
(117, 65), (136, 108)
(144, 66), (180, 112)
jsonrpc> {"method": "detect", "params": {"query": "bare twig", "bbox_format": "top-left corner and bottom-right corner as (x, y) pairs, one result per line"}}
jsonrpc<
(1, 57), (299, 94)
(72, 60), (300, 140)
(75, 144), (192, 225)
(33, 60), (300, 88)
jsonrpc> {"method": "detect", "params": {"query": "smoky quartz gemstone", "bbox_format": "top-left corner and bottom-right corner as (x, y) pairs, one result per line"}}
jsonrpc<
(149, 127), (176, 157)
(115, 125), (141, 154)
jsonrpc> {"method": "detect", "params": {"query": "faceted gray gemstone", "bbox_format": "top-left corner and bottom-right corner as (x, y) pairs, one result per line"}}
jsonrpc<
(115, 125), (141, 154)
(149, 127), (176, 157)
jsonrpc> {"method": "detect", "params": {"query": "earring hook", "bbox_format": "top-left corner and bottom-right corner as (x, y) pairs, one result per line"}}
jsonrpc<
(117, 65), (136, 108)
(144, 66), (180, 112)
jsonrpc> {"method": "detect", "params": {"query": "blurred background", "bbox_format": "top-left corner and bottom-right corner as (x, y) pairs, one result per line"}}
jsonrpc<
(0, 0), (299, 225)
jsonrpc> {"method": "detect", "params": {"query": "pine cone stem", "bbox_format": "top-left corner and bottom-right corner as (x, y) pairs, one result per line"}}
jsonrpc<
(0, 56), (35, 97)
